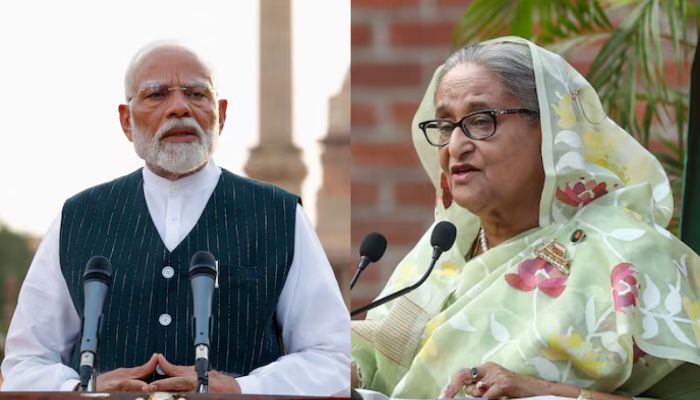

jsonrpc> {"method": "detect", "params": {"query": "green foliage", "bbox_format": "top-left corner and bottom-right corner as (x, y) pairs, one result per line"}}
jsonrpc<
(453, 0), (698, 235)
(0, 222), (34, 356)
(0, 223), (32, 284)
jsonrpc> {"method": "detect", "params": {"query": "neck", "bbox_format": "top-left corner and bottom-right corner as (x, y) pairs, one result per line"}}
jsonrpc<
(479, 203), (540, 249)
(146, 162), (207, 181)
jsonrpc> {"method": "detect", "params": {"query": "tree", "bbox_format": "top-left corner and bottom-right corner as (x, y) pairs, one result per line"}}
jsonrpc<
(0, 222), (34, 358)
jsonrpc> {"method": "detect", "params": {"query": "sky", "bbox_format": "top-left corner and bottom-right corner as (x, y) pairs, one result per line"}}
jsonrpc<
(0, 0), (349, 236)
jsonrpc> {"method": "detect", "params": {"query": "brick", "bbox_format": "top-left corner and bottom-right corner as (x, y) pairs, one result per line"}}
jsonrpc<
(352, 140), (420, 167)
(351, 62), (423, 88)
(395, 181), (437, 207)
(352, 181), (379, 205)
(390, 101), (420, 127)
(437, 0), (473, 7)
(352, 102), (377, 128)
(390, 22), (457, 47)
(352, 24), (372, 48)
(353, 0), (420, 8)
(353, 219), (426, 246)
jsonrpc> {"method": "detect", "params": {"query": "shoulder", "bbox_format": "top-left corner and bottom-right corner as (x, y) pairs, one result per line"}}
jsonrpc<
(63, 169), (143, 210)
(219, 168), (301, 205)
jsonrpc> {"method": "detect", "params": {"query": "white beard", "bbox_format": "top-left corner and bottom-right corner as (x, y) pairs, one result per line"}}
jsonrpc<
(131, 117), (219, 176)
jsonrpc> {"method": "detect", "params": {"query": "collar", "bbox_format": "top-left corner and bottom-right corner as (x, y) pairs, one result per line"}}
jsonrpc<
(142, 159), (222, 195)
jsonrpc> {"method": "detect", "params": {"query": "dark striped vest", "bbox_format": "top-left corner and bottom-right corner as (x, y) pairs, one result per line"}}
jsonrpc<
(59, 168), (299, 376)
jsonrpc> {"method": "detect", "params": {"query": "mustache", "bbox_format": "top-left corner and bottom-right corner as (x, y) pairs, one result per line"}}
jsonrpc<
(154, 117), (206, 141)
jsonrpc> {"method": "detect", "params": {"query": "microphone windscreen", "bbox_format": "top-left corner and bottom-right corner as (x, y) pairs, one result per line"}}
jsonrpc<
(83, 256), (113, 286)
(189, 251), (217, 278)
(430, 221), (457, 252)
(359, 232), (387, 262)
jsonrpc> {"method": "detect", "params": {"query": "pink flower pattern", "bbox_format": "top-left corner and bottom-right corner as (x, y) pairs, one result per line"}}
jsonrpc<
(505, 257), (568, 298)
(439, 172), (452, 209)
(556, 179), (608, 207)
(611, 263), (638, 312)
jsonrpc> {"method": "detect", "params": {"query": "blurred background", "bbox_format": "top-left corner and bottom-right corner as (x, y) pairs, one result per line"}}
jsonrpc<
(0, 0), (350, 361)
(351, 0), (696, 316)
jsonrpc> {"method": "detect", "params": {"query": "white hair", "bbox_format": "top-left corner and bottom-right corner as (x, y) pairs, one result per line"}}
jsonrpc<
(131, 116), (219, 176)
(124, 39), (218, 102)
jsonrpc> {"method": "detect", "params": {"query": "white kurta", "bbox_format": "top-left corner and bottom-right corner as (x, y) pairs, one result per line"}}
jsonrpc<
(1, 160), (350, 395)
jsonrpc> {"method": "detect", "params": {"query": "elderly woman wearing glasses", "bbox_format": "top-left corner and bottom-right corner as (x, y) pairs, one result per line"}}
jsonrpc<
(351, 37), (700, 399)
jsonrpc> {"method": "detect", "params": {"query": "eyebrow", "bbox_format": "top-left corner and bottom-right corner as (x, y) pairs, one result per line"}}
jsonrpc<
(136, 79), (212, 92)
(435, 100), (492, 117)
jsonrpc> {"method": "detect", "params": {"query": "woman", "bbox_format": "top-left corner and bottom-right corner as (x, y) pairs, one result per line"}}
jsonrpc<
(351, 37), (700, 399)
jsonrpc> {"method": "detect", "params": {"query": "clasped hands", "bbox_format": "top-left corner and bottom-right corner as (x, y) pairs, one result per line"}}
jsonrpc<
(95, 353), (241, 393)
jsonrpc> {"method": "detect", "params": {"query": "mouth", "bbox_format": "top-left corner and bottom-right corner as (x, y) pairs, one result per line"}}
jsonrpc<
(160, 127), (199, 143)
(450, 163), (480, 183)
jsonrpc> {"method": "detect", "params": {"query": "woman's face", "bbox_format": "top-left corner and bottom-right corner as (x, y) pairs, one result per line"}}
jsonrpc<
(436, 62), (544, 219)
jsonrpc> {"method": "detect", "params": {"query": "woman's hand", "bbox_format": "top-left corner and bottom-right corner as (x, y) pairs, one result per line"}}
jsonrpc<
(441, 362), (551, 398)
(441, 362), (632, 399)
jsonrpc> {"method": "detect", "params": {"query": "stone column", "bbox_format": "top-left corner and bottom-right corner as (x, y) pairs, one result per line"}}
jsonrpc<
(245, 0), (307, 196)
(316, 73), (350, 304)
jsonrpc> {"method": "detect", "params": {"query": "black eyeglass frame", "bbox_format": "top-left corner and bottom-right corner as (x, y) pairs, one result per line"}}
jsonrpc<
(418, 108), (539, 147)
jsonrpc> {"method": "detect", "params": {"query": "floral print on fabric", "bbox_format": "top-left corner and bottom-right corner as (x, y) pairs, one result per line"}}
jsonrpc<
(505, 257), (568, 298)
(552, 93), (576, 129)
(440, 172), (452, 209)
(542, 333), (606, 378)
(556, 179), (608, 207)
(611, 263), (638, 312)
(682, 297), (700, 346)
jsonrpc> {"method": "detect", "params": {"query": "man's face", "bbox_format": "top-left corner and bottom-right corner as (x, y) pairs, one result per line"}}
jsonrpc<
(119, 47), (227, 178)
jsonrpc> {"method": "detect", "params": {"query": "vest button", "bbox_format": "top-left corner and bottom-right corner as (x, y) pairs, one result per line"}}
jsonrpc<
(156, 365), (165, 376)
(159, 313), (172, 326)
(162, 266), (175, 279)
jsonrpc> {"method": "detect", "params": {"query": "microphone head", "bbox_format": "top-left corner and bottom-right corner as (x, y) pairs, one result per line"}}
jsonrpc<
(430, 221), (457, 252)
(189, 251), (217, 279)
(360, 232), (387, 263)
(83, 256), (113, 287)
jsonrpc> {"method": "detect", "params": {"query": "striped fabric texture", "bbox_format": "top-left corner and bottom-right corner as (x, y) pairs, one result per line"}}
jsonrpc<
(59, 168), (299, 376)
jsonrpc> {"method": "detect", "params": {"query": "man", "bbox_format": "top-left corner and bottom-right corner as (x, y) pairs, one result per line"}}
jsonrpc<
(1, 42), (349, 394)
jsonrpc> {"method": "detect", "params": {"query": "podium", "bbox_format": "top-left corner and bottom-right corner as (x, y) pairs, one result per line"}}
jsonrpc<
(0, 393), (345, 400)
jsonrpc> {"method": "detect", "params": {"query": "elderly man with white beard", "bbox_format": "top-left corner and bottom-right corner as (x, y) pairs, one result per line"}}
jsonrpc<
(1, 42), (349, 395)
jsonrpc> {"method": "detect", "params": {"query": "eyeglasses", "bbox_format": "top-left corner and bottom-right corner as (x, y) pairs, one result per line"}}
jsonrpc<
(128, 81), (215, 107)
(418, 108), (539, 146)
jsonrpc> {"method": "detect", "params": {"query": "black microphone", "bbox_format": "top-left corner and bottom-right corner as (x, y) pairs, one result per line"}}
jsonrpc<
(79, 256), (113, 391)
(189, 251), (217, 394)
(351, 221), (456, 317)
(351, 232), (387, 290)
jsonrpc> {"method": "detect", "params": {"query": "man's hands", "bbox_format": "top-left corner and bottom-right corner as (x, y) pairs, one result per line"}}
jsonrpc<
(95, 353), (240, 393)
(146, 354), (241, 393)
(95, 353), (158, 391)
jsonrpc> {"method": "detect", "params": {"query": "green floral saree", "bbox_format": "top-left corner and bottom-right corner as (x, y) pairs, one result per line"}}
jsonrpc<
(351, 37), (700, 399)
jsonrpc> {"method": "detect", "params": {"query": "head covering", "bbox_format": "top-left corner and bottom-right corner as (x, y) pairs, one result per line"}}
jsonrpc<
(352, 36), (700, 398)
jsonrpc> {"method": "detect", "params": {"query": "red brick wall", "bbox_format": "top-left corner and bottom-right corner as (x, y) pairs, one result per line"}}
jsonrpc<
(351, 0), (474, 315)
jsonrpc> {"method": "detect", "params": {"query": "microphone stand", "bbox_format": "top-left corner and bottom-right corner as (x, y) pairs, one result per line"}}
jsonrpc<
(351, 247), (442, 317)
(78, 352), (96, 392)
(350, 256), (370, 290)
(195, 344), (209, 393)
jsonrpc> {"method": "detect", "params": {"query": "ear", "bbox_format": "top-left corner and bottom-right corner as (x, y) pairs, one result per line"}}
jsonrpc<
(118, 104), (134, 142)
(217, 99), (228, 135)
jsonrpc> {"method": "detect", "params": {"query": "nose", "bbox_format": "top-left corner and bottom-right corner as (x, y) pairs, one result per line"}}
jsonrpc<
(446, 125), (475, 159)
(164, 89), (192, 118)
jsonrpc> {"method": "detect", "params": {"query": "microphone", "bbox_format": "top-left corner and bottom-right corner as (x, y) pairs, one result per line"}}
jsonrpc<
(351, 232), (387, 290)
(351, 221), (456, 317)
(189, 251), (218, 394)
(79, 256), (113, 392)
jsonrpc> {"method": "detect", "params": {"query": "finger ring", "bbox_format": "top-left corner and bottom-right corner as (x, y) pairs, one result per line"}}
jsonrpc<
(470, 367), (478, 379)
(476, 381), (488, 392)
